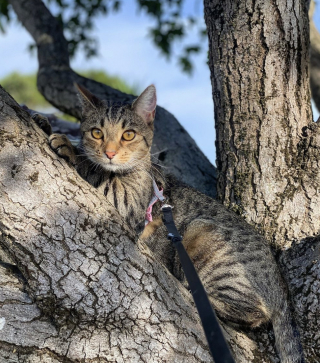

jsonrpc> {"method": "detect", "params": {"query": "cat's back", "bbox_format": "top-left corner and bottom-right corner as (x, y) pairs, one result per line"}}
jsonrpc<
(165, 175), (274, 274)
(147, 175), (284, 326)
(164, 174), (255, 234)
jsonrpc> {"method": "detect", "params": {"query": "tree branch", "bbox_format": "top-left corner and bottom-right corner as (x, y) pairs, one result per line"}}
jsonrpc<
(279, 235), (320, 360)
(8, 0), (217, 199)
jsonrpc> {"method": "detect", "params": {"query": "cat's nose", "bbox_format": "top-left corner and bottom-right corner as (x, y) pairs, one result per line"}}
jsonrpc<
(106, 151), (116, 159)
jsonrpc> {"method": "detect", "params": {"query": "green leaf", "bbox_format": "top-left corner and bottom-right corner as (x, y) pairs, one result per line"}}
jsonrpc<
(0, 0), (11, 33)
(178, 56), (193, 75)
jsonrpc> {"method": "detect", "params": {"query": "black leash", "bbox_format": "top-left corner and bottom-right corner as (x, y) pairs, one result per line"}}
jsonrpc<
(161, 205), (235, 363)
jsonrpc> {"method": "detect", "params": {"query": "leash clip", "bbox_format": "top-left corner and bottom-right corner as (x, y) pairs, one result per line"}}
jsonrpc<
(167, 232), (182, 244)
(161, 204), (174, 210)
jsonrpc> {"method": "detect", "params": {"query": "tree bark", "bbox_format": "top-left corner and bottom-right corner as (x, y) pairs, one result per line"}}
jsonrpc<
(309, 0), (320, 111)
(204, 0), (320, 248)
(7, 0), (217, 200)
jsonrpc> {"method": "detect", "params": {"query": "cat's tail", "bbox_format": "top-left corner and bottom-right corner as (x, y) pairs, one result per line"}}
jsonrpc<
(272, 299), (304, 363)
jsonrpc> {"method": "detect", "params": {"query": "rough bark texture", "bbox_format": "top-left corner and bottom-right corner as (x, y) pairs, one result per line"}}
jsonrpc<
(310, 0), (320, 111)
(7, 0), (217, 200)
(279, 236), (320, 361)
(204, 0), (320, 248)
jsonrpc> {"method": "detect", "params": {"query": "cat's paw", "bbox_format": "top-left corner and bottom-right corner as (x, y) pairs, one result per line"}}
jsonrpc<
(32, 113), (52, 136)
(49, 134), (77, 165)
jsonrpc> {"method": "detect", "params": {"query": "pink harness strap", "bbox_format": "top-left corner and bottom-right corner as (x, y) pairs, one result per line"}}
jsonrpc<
(145, 180), (165, 225)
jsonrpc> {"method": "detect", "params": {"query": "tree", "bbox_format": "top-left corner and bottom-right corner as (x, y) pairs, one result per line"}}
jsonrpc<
(1, 0), (320, 362)
(0, 0), (207, 74)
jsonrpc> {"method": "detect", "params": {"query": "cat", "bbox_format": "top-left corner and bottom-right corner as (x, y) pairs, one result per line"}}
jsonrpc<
(33, 84), (304, 363)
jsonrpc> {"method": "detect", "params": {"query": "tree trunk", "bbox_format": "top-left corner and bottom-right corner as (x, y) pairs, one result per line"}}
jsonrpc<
(309, 0), (320, 111)
(204, 0), (319, 248)
(7, 0), (217, 200)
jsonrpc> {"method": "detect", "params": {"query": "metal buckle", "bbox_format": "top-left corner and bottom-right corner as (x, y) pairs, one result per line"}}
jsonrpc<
(161, 204), (174, 210)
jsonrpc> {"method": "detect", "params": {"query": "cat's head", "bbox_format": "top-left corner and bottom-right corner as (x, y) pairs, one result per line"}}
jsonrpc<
(76, 84), (157, 174)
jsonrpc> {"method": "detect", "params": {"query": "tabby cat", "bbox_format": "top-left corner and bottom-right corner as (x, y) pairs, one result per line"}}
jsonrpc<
(35, 84), (304, 363)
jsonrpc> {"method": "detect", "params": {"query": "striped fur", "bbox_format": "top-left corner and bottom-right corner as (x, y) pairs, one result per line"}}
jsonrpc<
(47, 85), (304, 362)
(143, 178), (304, 363)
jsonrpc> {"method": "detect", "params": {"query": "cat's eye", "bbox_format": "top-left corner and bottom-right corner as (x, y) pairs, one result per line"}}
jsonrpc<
(91, 128), (103, 139)
(122, 130), (136, 141)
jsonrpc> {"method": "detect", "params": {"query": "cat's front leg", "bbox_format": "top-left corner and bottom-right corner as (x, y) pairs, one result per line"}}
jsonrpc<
(49, 134), (77, 165)
(31, 114), (77, 165)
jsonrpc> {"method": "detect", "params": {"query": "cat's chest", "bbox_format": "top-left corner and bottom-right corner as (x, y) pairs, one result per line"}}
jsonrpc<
(98, 176), (153, 225)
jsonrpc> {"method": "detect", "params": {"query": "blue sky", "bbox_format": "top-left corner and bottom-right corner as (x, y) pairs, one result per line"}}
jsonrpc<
(1, 1), (320, 165)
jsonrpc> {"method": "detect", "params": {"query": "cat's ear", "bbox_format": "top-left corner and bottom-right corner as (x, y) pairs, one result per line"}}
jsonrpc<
(75, 83), (103, 110)
(132, 85), (157, 125)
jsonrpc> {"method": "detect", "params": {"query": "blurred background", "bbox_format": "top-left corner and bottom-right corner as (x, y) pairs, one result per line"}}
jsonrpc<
(1, 0), (320, 166)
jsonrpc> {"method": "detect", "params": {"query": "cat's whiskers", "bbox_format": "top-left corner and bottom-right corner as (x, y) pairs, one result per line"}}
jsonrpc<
(150, 157), (170, 170)
(150, 149), (169, 165)
(79, 146), (165, 186)
(150, 148), (168, 157)
(80, 147), (112, 171)
(88, 160), (102, 174)
(149, 149), (172, 171)
(129, 158), (151, 172)
(78, 148), (104, 173)
(78, 156), (100, 169)
(151, 165), (165, 181)
(75, 154), (97, 167)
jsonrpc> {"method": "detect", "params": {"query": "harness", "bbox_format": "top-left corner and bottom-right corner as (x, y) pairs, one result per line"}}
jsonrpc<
(145, 180), (165, 225)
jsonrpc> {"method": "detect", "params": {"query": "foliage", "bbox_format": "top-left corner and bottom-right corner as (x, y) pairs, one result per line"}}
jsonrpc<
(138, 0), (205, 73)
(0, 72), (48, 109)
(0, 0), (120, 58)
(0, 0), (205, 74)
(0, 0), (9, 33)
